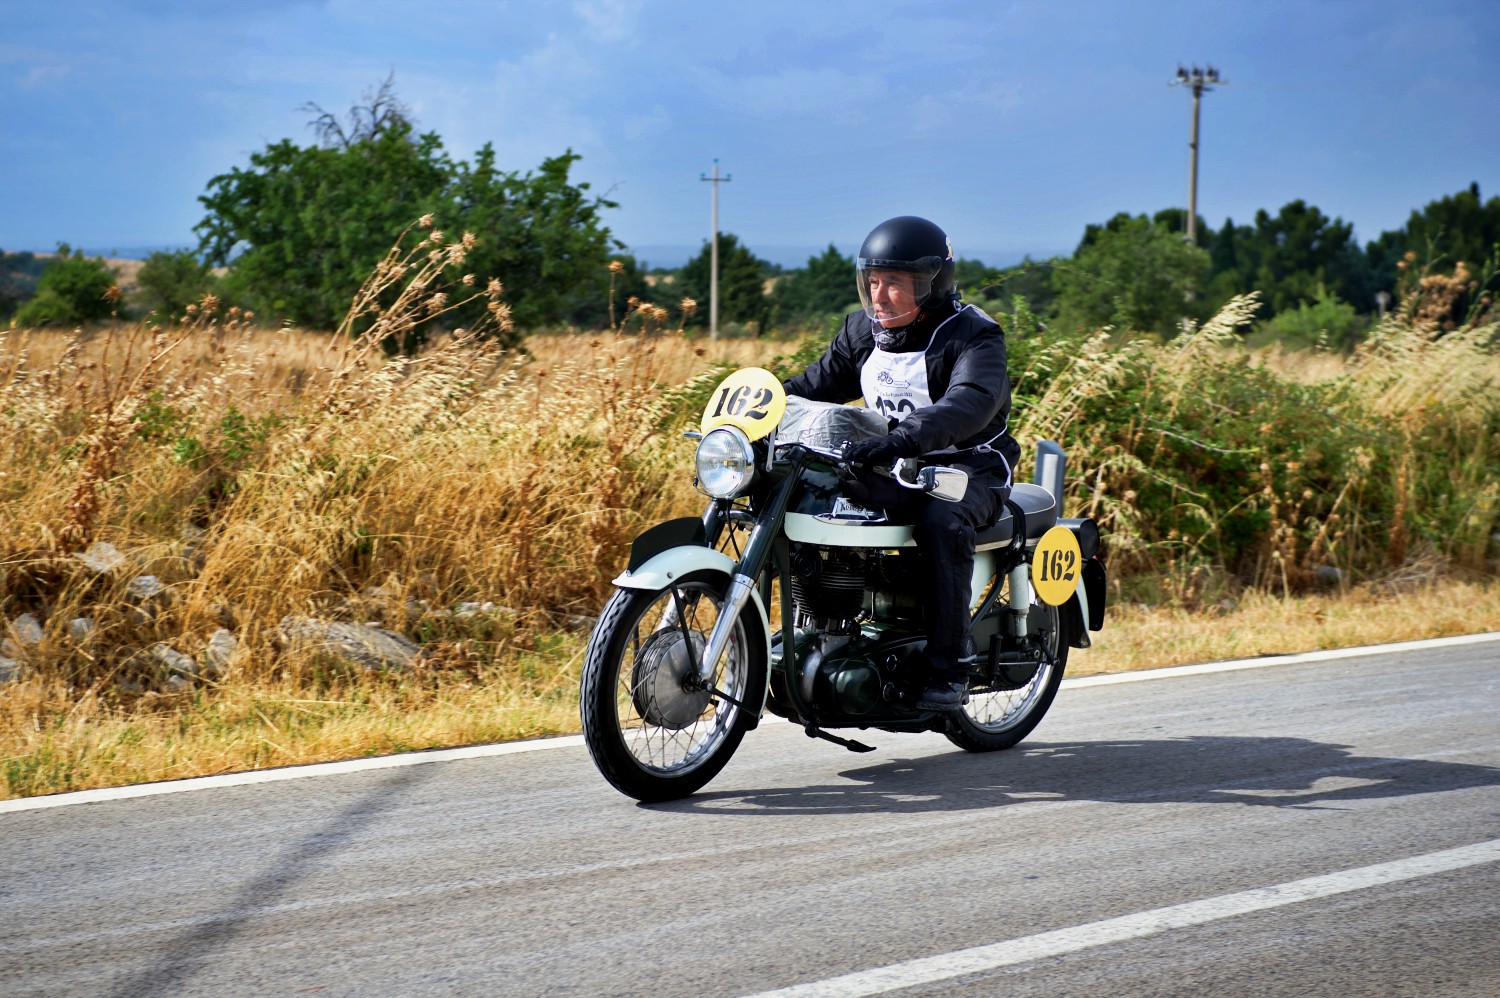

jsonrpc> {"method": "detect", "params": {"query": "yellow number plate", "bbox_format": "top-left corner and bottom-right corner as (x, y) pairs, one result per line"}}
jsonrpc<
(1031, 526), (1082, 606)
(701, 368), (786, 441)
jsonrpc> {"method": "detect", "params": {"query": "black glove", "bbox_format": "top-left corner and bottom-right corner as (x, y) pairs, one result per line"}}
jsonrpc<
(843, 434), (913, 468)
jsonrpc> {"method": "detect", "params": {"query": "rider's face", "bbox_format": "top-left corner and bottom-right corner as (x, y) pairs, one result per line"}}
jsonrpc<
(867, 270), (921, 328)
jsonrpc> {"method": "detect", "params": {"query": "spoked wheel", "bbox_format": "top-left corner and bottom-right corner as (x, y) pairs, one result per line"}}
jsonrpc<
(945, 599), (1071, 752)
(580, 570), (766, 802)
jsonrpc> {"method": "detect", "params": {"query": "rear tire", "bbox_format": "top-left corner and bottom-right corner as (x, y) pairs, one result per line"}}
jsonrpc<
(945, 600), (1071, 752)
(580, 570), (766, 801)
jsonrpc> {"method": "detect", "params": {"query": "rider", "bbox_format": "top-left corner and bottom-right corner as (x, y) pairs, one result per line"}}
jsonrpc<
(782, 215), (1020, 711)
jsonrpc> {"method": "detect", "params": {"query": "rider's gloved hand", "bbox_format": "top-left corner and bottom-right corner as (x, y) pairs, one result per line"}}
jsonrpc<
(844, 434), (916, 468)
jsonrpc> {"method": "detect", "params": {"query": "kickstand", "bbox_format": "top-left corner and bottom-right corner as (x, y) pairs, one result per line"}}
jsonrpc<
(805, 724), (876, 753)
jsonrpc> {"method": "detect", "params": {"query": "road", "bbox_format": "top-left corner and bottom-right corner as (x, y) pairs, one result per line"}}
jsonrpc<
(3, 637), (1498, 997)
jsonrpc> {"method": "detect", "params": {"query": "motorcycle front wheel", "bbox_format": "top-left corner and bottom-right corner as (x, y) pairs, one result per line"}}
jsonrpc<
(945, 599), (1071, 752)
(580, 570), (767, 802)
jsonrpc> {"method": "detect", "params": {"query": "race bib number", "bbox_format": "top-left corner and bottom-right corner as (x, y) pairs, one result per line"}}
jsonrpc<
(701, 368), (786, 441)
(1031, 526), (1082, 606)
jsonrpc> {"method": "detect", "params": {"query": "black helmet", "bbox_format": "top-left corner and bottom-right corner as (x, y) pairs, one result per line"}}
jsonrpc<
(856, 215), (956, 327)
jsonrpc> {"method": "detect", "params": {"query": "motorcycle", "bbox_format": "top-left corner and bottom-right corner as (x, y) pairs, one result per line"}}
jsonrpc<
(580, 367), (1106, 802)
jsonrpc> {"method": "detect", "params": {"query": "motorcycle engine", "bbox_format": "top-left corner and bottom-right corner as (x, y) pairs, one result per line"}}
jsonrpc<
(789, 544), (868, 629)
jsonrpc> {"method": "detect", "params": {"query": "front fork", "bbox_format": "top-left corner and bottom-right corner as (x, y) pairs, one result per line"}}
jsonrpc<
(693, 466), (802, 686)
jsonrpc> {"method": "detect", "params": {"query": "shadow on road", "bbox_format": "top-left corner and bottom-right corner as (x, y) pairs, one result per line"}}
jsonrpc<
(665, 735), (1500, 815)
(104, 764), (434, 998)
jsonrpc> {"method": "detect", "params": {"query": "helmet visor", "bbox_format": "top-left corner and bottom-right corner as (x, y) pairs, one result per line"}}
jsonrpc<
(856, 254), (945, 328)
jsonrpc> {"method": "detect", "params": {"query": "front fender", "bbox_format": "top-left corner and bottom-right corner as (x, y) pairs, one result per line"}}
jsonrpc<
(612, 545), (773, 726)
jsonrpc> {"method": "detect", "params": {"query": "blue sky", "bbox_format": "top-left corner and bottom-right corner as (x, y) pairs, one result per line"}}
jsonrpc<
(4, 0), (1498, 268)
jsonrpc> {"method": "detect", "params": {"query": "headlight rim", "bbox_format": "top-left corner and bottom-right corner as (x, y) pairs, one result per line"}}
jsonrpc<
(695, 425), (756, 499)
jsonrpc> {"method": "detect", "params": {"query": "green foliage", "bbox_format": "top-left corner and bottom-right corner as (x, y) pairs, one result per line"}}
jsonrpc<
(195, 82), (616, 342)
(568, 254), (651, 329)
(1052, 215), (1210, 337)
(14, 245), (118, 327)
(1373, 182), (1500, 278)
(773, 244), (855, 327)
(1259, 285), (1370, 351)
(134, 249), (217, 320)
(674, 232), (772, 333)
(0, 250), (48, 321)
(1013, 296), (1500, 592)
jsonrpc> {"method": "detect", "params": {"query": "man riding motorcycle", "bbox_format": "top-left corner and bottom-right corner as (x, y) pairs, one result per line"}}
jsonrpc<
(782, 215), (1020, 710)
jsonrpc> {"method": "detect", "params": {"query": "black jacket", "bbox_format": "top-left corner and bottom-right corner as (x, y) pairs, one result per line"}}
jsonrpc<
(783, 300), (1020, 484)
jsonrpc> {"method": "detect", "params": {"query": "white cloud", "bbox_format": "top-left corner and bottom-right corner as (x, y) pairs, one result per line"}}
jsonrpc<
(574, 0), (637, 43)
(22, 64), (71, 89)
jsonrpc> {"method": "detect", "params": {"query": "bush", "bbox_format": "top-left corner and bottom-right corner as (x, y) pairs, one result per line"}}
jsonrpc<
(14, 246), (118, 327)
(134, 250), (218, 321)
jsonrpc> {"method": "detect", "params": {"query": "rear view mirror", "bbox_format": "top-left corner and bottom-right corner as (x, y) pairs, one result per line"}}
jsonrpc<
(919, 466), (968, 502)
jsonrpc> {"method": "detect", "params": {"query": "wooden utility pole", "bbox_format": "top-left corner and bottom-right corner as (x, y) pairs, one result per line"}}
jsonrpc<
(1171, 65), (1224, 244)
(700, 159), (731, 339)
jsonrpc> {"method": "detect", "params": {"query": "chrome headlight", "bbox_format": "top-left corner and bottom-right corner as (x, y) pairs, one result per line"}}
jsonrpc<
(695, 426), (756, 498)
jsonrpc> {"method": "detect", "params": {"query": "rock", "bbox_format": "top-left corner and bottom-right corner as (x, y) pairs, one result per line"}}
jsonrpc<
(167, 674), (193, 692)
(147, 642), (198, 676)
(201, 629), (238, 677)
(126, 575), (168, 602)
(0, 656), (19, 683)
(68, 617), (96, 641)
(73, 541), (127, 574)
(12, 613), (44, 645)
(276, 616), (420, 672)
(454, 601), (498, 620)
(1314, 565), (1345, 588)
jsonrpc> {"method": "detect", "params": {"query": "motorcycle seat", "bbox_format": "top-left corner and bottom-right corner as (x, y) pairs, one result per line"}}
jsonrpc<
(974, 482), (1058, 551)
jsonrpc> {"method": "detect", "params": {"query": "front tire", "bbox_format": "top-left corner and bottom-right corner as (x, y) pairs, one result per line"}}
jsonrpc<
(580, 570), (767, 801)
(945, 599), (1071, 752)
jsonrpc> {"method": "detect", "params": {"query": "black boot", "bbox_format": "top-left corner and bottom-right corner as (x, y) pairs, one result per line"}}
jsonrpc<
(916, 636), (976, 712)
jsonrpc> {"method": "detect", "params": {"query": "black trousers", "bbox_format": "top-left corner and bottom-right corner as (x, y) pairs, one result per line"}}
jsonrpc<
(845, 469), (1009, 676)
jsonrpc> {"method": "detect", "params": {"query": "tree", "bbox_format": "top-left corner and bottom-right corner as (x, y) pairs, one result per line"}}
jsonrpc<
(14, 245), (118, 327)
(1367, 182), (1500, 301)
(773, 244), (854, 326)
(1231, 201), (1362, 314)
(674, 233), (772, 333)
(194, 80), (617, 342)
(0, 250), (48, 321)
(1052, 216), (1210, 337)
(134, 249), (217, 320)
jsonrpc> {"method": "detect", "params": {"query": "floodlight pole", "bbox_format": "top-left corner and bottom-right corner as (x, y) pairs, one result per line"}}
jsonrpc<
(1171, 65), (1225, 244)
(700, 159), (731, 339)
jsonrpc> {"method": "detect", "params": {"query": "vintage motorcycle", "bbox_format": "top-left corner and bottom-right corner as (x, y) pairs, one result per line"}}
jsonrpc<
(580, 367), (1106, 802)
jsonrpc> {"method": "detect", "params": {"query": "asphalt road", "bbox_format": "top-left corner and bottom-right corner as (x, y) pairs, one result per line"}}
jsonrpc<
(3, 638), (1498, 997)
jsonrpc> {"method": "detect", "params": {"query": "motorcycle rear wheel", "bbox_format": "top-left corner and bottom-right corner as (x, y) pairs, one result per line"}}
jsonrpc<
(945, 600), (1071, 752)
(580, 570), (766, 802)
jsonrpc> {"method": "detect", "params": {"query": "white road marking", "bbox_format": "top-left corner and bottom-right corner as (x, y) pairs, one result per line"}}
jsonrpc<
(744, 839), (1500, 998)
(3, 631), (1496, 815)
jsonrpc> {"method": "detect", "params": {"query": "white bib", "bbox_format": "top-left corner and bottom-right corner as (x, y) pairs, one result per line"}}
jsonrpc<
(860, 349), (932, 424)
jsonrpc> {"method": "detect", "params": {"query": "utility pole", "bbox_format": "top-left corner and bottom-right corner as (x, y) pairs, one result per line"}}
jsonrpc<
(1171, 65), (1224, 245)
(700, 159), (731, 339)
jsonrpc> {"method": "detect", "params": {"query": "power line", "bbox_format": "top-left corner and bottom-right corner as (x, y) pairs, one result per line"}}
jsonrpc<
(1170, 64), (1226, 244)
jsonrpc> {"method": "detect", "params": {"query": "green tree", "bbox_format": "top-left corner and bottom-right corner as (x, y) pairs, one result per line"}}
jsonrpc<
(773, 244), (854, 326)
(134, 249), (217, 320)
(1233, 201), (1363, 314)
(194, 79), (617, 343)
(446, 146), (619, 330)
(1367, 182), (1500, 301)
(1052, 216), (1209, 337)
(0, 250), (48, 321)
(14, 245), (118, 327)
(675, 233), (771, 333)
